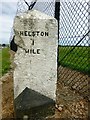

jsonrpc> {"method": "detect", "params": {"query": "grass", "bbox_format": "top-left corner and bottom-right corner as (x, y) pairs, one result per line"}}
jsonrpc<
(0, 47), (11, 77)
(58, 46), (90, 74)
(0, 46), (89, 77)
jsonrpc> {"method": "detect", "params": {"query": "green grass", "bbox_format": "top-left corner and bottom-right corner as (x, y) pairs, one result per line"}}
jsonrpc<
(0, 47), (11, 77)
(58, 46), (90, 74)
(0, 46), (89, 77)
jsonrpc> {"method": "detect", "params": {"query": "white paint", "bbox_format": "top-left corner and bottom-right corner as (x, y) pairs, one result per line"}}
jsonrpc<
(13, 10), (58, 100)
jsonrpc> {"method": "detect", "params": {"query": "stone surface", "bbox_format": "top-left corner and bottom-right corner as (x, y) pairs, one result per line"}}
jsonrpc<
(13, 10), (58, 119)
(15, 87), (55, 110)
(15, 87), (55, 119)
(13, 10), (58, 101)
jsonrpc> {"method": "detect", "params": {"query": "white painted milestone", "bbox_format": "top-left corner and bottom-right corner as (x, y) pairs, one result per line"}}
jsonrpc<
(13, 10), (58, 100)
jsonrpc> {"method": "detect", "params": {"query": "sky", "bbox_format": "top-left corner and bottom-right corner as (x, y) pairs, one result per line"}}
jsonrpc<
(0, 0), (55, 44)
(0, 1), (18, 44)
(0, 0), (89, 45)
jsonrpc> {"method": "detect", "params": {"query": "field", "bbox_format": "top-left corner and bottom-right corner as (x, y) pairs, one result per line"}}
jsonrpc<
(0, 47), (11, 77)
(58, 46), (89, 74)
(0, 46), (89, 77)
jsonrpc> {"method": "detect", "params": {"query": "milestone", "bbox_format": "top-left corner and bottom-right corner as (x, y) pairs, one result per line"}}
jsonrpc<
(19, 31), (49, 37)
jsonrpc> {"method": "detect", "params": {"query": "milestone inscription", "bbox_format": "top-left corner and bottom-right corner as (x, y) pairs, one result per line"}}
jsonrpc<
(13, 10), (58, 101)
(19, 31), (49, 37)
(18, 31), (49, 54)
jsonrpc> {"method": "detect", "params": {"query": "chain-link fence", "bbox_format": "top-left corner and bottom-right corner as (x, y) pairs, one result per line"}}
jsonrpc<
(16, 0), (56, 16)
(11, 0), (90, 100)
(59, 1), (89, 73)
(58, 0), (90, 100)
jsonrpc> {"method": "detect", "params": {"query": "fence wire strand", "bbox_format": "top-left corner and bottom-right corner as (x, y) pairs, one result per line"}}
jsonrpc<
(58, 0), (89, 100)
(16, 0), (55, 16)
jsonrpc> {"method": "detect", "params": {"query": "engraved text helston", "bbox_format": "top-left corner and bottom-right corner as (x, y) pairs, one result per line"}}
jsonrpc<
(19, 31), (49, 37)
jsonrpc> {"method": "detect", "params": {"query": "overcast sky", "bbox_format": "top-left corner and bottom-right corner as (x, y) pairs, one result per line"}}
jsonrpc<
(0, 1), (18, 44)
(0, 0), (89, 45)
(0, 0), (55, 44)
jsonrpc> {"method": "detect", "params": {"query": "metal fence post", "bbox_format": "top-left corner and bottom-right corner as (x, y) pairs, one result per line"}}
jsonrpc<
(55, 0), (60, 68)
(55, 0), (60, 40)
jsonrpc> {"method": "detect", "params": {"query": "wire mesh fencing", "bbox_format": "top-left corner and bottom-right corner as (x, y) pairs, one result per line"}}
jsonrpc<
(59, 1), (89, 73)
(11, 0), (90, 100)
(58, 0), (90, 100)
(16, 0), (56, 16)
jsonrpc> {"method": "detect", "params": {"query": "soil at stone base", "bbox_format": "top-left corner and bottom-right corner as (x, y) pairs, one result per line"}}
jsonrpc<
(1, 70), (89, 119)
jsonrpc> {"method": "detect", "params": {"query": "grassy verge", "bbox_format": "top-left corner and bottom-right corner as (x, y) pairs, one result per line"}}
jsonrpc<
(58, 46), (89, 74)
(0, 47), (11, 77)
(0, 46), (89, 77)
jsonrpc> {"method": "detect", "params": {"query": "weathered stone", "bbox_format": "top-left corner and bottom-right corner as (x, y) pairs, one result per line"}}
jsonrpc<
(13, 10), (58, 119)
(15, 87), (55, 119)
(58, 106), (63, 112)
